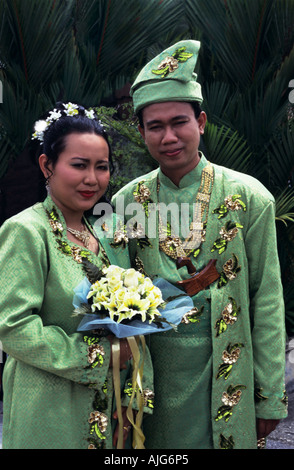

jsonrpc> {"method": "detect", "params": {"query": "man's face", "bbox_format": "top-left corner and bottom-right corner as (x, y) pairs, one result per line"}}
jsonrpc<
(138, 101), (206, 184)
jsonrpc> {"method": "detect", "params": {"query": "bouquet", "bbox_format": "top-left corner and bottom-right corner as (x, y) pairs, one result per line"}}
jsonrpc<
(73, 261), (193, 337)
(73, 260), (194, 448)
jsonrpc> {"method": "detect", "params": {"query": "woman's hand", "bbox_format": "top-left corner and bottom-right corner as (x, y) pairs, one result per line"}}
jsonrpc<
(113, 407), (132, 448)
(108, 336), (132, 369)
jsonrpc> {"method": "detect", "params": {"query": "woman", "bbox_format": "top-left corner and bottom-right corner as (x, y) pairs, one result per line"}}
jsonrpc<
(0, 102), (153, 449)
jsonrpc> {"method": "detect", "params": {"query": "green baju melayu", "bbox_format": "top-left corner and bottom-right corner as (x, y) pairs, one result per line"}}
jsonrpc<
(0, 195), (153, 449)
(112, 154), (288, 449)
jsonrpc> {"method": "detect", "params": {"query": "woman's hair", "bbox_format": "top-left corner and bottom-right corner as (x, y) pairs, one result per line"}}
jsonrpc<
(41, 102), (114, 175)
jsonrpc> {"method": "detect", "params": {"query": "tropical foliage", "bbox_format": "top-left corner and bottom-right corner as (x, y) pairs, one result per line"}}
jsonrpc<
(0, 0), (183, 178)
(0, 0), (294, 331)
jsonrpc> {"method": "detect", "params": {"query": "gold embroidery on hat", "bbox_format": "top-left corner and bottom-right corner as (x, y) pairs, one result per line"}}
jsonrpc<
(152, 46), (193, 78)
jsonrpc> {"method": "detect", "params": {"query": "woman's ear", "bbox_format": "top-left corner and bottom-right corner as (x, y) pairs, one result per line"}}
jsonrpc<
(39, 154), (52, 179)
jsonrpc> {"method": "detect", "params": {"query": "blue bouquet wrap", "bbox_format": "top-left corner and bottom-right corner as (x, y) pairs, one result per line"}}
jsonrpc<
(73, 276), (193, 338)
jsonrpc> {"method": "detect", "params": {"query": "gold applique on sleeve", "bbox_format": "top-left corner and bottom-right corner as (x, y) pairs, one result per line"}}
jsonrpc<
(215, 297), (240, 337)
(213, 195), (247, 219)
(211, 221), (243, 255)
(216, 343), (244, 380)
(215, 385), (246, 422)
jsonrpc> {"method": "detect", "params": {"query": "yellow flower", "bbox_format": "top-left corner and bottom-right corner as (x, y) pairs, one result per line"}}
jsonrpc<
(116, 293), (150, 323)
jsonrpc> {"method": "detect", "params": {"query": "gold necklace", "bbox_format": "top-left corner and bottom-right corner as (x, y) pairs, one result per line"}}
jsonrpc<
(67, 225), (91, 248)
(157, 163), (214, 260)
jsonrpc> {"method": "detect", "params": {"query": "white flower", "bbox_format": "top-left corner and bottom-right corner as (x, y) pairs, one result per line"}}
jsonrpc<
(47, 109), (62, 122)
(31, 120), (49, 142)
(63, 102), (79, 116)
(85, 109), (95, 119)
(116, 292), (150, 322)
(87, 264), (165, 325)
(123, 268), (141, 288)
(34, 120), (48, 133)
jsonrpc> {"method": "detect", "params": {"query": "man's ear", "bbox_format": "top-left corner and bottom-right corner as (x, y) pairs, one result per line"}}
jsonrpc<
(39, 154), (52, 179)
(197, 111), (207, 135)
(138, 124), (145, 141)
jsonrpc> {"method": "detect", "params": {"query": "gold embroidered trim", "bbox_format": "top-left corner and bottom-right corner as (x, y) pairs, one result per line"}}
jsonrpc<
(157, 163), (214, 260)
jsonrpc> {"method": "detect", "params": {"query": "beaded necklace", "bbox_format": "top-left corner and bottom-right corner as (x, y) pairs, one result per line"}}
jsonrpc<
(46, 204), (109, 266)
(67, 225), (91, 248)
(157, 162), (214, 260)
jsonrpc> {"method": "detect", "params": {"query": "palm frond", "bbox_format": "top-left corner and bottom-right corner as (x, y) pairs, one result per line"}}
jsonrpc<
(3, 0), (73, 89)
(275, 187), (294, 225)
(267, 123), (294, 190)
(202, 123), (251, 174)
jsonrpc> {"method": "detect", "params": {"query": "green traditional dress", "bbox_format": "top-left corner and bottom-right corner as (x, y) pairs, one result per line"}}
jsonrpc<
(0, 195), (153, 449)
(112, 154), (288, 449)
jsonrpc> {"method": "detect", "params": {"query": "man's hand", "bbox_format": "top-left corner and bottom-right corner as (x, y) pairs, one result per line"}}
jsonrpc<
(256, 418), (280, 439)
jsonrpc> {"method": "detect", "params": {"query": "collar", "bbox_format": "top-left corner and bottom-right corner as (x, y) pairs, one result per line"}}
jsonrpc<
(158, 152), (209, 189)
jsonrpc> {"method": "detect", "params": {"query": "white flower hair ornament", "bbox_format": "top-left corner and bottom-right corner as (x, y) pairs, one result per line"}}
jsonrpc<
(31, 102), (97, 143)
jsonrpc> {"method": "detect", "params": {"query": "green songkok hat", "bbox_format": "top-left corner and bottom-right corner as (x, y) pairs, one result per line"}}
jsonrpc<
(131, 40), (203, 114)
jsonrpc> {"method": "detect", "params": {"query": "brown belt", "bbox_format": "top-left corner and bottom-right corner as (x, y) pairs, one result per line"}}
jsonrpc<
(176, 257), (220, 296)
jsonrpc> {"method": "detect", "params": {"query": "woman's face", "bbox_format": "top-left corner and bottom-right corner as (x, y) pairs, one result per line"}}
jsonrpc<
(40, 132), (110, 218)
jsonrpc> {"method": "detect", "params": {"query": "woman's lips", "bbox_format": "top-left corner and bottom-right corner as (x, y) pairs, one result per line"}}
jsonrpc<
(79, 191), (97, 198)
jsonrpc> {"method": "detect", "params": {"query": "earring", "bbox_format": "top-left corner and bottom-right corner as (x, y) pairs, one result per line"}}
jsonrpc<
(45, 176), (51, 193)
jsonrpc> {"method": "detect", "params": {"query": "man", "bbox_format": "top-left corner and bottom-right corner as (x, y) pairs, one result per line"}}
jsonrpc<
(112, 40), (287, 449)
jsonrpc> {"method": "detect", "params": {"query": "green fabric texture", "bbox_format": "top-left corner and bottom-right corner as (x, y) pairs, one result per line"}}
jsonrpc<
(130, 40), (203, 113)
(112, 154), (288, 449)
(0, 195), (153, 449)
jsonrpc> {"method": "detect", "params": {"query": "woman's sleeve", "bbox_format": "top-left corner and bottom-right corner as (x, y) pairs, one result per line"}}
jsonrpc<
(0, 218), (110, 389)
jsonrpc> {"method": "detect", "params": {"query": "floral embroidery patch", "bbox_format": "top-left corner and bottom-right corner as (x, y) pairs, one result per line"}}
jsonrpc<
(151, 46), (193, 78)
(181, 306), (204, 324)
(46, 206), (91, 263)
(218, 254), (241, 288)
(215, 384), (246, 422)
(124, 381), (155, 409)
(83, 335), (105, 368)
(213, 195), (247, 219)
(111, 221), (152, 250)
(88, 410), (108, 449)
(130, 223), (152, 250)
(211, 221), (243, 255)
(133, 181), (154, 217)
(282, 390), (288, 407)
(215, 297), (240, 337)
(216, 343), (244, 380)
(219, 433), (235, 449)
(111, 223), (129, 248)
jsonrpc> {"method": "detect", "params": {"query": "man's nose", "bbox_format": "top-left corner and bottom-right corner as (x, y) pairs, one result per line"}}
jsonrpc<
(161, 126), (178, 144)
